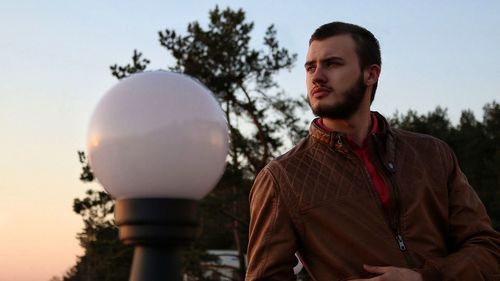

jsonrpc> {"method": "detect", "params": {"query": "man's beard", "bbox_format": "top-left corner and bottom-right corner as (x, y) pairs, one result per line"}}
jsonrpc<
(309, 75), (366, 120)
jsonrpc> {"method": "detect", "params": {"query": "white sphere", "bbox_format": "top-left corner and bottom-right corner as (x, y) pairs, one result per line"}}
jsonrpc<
(86, 71), (229, 200)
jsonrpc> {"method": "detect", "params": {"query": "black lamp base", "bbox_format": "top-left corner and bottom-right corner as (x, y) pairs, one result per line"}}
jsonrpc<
(130, 246), (182, 281)
(115, 198), (199, 281)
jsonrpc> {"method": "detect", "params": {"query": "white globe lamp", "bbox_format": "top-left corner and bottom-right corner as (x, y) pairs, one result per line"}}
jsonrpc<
(86, 70), (229, 281)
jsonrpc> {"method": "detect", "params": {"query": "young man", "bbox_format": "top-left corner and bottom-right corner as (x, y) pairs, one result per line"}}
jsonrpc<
(246, 22), (500, 281)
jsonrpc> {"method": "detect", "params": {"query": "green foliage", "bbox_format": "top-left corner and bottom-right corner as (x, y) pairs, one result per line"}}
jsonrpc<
(73, 189), (114, 229)
(158, 6), (306, 173)
(63, 225), (133, 281)
(64, 188), (131, 281)
(389, 106), (452, 142)
(110, 49), (150, 79)
(77, 151), (93, 182)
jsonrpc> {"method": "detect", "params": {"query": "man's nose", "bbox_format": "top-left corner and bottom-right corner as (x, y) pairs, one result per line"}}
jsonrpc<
(312, 66), (327, 84)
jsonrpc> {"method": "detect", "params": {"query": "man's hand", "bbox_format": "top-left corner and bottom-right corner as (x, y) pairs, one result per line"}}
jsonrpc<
(350, 264), (423, 281)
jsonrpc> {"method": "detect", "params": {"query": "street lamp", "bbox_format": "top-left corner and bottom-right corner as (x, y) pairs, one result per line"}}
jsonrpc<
(86, 70), (229, 281)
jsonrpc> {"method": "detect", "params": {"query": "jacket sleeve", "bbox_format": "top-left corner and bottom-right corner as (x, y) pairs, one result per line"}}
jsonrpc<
(417, 145), (500, 281)
(246, 167), (299, 281)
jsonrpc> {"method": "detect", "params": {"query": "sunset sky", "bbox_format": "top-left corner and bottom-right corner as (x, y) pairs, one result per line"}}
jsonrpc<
(1, 1), (499, 280)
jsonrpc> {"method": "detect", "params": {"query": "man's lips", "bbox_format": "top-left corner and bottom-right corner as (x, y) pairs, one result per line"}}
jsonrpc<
(311, 87), (332, 98)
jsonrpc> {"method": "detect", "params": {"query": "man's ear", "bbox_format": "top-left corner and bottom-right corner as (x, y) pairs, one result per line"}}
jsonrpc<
(364, 64), (381, 87)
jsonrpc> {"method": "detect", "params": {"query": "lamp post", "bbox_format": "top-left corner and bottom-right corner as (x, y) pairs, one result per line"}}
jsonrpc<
(86, 71), (229, 281)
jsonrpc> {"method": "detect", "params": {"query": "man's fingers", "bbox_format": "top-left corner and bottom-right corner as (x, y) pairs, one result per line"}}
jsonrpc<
(363, 264), (392, 274)
(356, 265), (423, 281)
(348, 265), (388, 280)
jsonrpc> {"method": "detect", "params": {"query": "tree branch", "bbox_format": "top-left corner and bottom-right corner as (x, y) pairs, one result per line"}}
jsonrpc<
(238, 85), (269, 169)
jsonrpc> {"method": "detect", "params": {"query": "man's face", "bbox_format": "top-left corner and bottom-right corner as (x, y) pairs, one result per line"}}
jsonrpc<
(305, 34), (367, 119)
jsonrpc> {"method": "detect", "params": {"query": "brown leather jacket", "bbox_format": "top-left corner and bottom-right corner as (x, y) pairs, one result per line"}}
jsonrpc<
(246, 113), (500, 281)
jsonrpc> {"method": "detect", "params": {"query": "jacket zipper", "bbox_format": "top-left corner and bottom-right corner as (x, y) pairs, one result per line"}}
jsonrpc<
(369, 134), (416, 267)
(385, 174), (415, 267)
(396, 233), (407, 251)
(336, 134), (414, 266)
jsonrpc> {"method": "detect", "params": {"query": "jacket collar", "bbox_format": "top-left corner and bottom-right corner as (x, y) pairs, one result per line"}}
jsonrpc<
(309, 111), (397, 172)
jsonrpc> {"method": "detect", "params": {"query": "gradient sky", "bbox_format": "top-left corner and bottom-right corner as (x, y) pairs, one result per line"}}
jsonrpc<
(1, 1), (499, 280)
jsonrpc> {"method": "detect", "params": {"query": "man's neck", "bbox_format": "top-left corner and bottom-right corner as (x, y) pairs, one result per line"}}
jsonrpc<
(322, 109), (372, 146)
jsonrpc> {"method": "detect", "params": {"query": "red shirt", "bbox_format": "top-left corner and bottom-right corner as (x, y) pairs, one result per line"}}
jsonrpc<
(316, 114), (391, 213)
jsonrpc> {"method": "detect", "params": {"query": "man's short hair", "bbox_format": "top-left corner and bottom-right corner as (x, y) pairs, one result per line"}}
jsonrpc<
(310, 22), (381, 102)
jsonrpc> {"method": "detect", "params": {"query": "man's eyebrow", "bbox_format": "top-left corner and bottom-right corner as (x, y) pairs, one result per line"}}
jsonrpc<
(304, 56), (345, 68)
(304, 61), (315, 68)
(322, 56), (344, 63)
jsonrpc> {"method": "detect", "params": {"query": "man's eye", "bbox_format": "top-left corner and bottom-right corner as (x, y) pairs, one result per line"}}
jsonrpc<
(306, 66), (316, 73)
